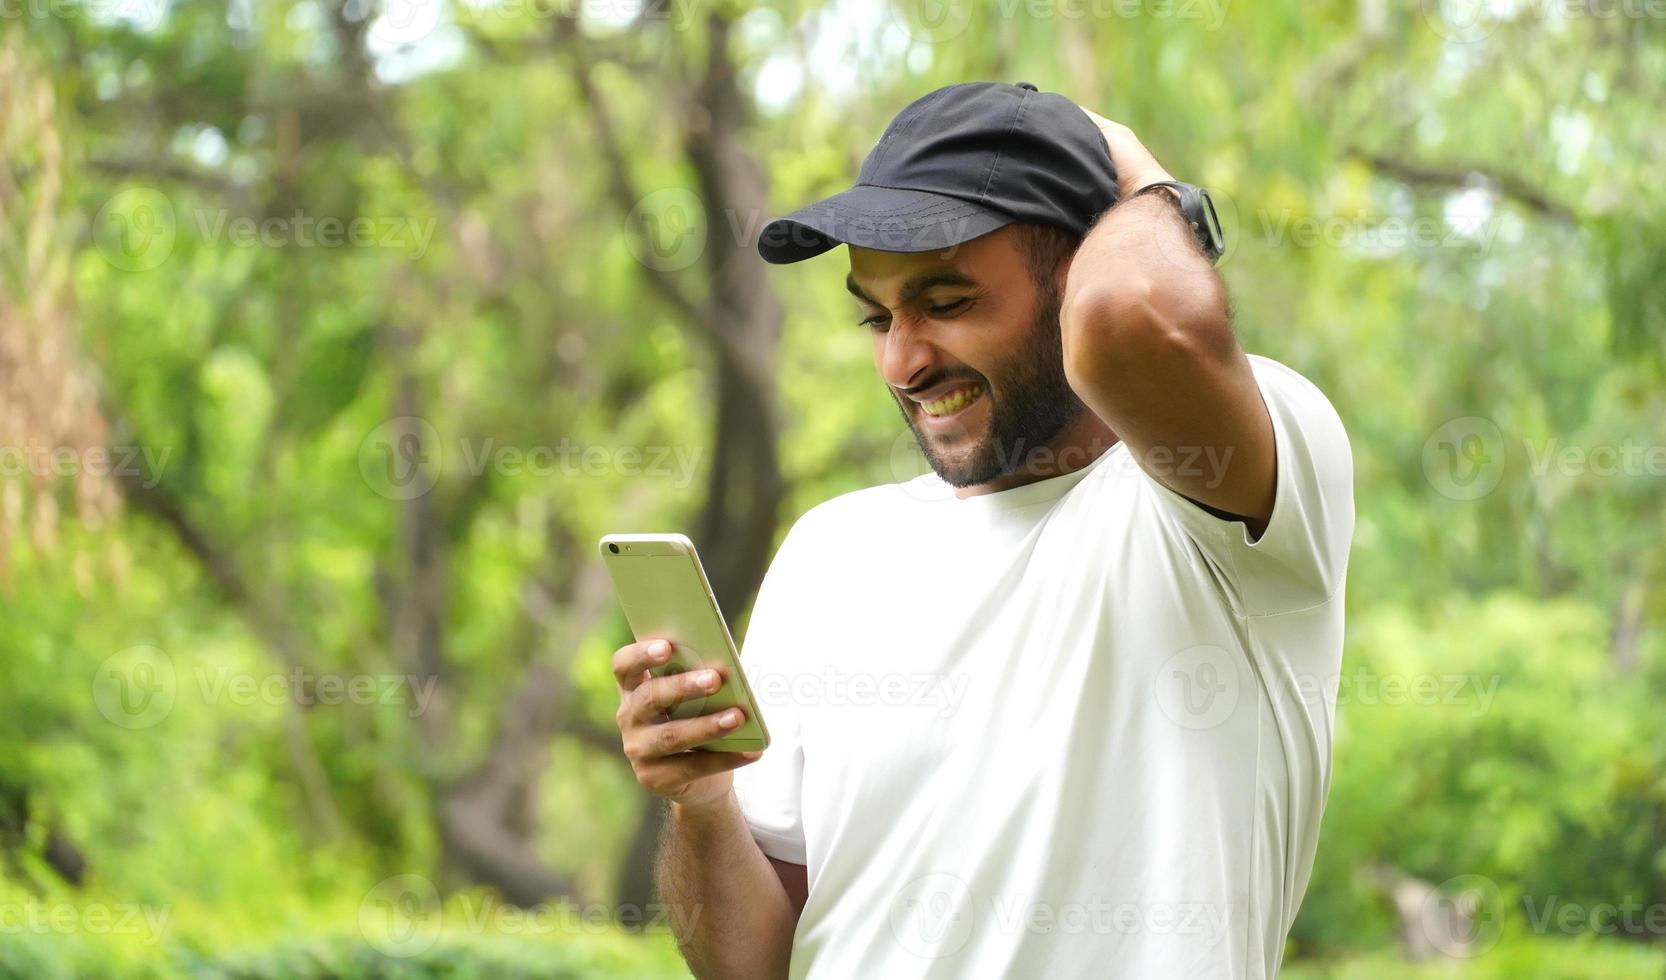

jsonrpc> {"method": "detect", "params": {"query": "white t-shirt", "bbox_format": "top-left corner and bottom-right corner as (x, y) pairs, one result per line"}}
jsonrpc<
(733, 355), (1354, 979)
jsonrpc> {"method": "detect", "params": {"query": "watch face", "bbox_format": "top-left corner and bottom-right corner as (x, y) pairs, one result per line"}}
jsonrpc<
(1198, 188), (1226, 261)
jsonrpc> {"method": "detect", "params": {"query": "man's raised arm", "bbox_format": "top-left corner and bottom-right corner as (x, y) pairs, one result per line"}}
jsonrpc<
(1059, 110), (1276, 535)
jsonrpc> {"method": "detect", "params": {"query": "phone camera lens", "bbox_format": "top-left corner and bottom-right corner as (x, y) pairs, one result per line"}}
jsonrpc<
(608, 543), (620, 554)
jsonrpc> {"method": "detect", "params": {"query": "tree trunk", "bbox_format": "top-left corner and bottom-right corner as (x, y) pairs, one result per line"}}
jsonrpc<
(613, 10), (787, 917)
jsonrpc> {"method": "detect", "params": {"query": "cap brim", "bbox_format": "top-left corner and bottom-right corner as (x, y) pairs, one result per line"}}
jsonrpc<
(757, 185), (1013, 265)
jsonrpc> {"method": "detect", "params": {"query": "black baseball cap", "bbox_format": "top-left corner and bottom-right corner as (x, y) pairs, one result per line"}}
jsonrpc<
(757, 81), (1119, 265)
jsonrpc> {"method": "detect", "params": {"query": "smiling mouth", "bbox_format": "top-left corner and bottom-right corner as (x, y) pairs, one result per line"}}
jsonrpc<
(918, 382), (986, 418)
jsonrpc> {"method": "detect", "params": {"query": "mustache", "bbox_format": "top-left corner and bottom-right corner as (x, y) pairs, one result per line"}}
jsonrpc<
(897, 372), (987, 400)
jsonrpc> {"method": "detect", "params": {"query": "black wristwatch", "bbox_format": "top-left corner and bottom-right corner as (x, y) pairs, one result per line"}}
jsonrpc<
(1132, 180), (1226, 264)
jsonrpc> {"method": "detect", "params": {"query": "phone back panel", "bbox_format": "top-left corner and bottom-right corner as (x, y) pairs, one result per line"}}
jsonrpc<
(599, 534), (769, 750)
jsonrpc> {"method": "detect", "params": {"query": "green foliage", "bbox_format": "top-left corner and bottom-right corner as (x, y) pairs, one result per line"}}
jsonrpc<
(1284, 933), (1666, 979)
(1295, 594), (1666, 954)
(3, 0), (1664, 976)
(0, 926), (687, 980)
(178, 934), (688, 980)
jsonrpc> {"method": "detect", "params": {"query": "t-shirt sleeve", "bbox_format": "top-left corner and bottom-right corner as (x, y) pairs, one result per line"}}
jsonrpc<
(1141, 356), (1355, 618)
(730, 518), (811, 865)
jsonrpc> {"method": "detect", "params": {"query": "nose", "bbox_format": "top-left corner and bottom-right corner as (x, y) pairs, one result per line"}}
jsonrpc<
(876, 315), (935, 394)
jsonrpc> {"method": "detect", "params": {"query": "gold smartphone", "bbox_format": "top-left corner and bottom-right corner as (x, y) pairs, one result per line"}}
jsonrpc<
(598, 533), (770, 752)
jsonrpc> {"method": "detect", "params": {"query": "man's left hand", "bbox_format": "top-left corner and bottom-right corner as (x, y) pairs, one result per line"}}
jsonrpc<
(1078, 107), (1174, 201)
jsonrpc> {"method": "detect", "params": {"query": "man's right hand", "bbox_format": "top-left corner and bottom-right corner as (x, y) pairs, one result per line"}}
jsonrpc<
(612, 638), (762, 808)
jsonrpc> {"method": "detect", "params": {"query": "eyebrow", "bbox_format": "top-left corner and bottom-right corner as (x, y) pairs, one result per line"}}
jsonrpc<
(845, 271), (978, 306)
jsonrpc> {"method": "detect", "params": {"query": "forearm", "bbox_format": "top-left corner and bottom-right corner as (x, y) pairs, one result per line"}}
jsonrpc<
(657, 790), (798, 979)
(1063, 191), (1230, 354)
(1060, 189), (1271, 520)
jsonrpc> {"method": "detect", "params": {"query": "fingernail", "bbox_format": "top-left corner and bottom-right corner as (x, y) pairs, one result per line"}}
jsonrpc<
(719, 709), (742, 728)
(740, 751), (762, 760)
(699, 670), (719, 689)
(650, 640), (671, 659)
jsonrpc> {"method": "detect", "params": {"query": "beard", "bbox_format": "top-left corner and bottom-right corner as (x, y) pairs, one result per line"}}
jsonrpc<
(894, 279), (1088, 489)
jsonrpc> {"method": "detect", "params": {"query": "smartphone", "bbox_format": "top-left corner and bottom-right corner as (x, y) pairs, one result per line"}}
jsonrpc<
(598, 533), (769, 752)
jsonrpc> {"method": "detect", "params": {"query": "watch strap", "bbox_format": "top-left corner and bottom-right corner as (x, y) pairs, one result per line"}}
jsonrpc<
(1131, 180), (1225, 264)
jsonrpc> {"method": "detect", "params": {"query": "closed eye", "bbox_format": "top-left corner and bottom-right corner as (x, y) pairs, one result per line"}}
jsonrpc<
(858, 297), (973, 331)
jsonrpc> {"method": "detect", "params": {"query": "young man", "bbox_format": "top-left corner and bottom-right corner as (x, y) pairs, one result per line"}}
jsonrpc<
(611, 81), (1354, 978)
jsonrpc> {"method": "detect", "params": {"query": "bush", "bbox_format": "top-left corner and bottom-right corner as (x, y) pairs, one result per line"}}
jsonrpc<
(0, 931), (690, 980)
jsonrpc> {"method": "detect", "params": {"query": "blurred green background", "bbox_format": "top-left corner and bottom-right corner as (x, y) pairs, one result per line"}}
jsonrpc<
(2, 0), (1664, 976)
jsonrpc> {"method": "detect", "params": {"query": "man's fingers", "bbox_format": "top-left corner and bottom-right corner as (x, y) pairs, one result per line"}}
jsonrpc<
(1075, 106), (1172, 199)
(1079, 105), (1115, 130)
(628, 667), (726, 724)
(608, 638), (760, 803)
(629, 706), (749, 760)
(612, 638), (674, 691)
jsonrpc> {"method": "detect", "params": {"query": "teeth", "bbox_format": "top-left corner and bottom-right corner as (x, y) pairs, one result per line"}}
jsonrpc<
(922, 383), (983, 417)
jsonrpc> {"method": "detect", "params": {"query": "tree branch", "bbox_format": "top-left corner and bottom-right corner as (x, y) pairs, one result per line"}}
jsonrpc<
(105, 410), (345, 842)
(558, 17), (707, 330)
(1350, 149), (1578, 224)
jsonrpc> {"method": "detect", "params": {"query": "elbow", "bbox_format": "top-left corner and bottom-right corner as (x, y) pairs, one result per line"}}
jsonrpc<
(1062, 276), (1158, 334)
(1061, 277), (1186, 392)
(1061, 276), (1235, 394)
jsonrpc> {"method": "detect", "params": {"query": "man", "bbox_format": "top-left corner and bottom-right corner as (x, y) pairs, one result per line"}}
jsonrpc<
(611, 81), (1354, 978)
